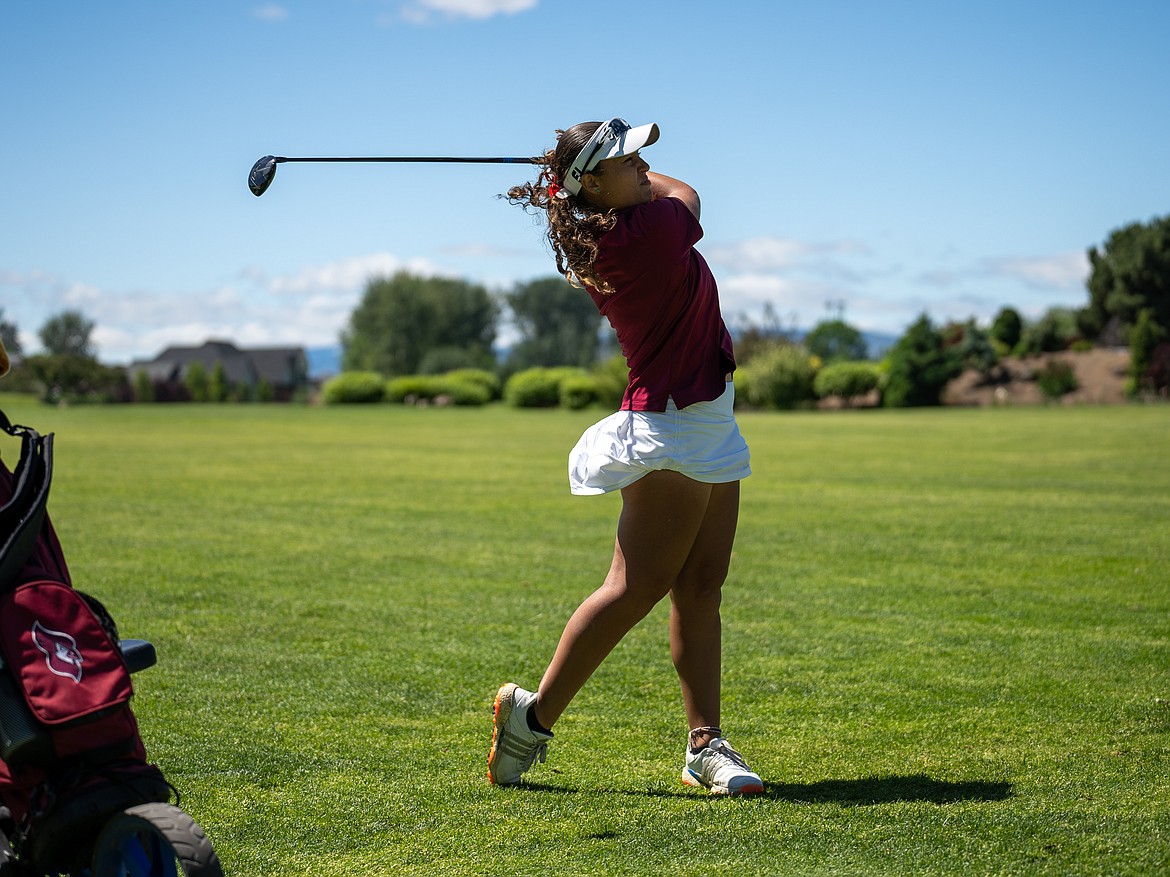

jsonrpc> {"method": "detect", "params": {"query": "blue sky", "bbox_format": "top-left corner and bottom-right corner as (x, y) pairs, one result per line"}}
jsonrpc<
(3, 0), (1167, 364)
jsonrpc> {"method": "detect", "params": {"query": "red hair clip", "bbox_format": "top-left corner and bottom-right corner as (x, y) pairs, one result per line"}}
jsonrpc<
(542, 170), (568, 201)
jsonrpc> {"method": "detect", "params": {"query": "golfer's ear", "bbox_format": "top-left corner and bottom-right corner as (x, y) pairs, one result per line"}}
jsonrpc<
(580, 171), (602, 194)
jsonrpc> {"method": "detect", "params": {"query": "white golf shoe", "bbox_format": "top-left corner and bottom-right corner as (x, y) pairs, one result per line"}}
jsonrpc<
(488, 683), (552, 785)
(682, 737), (764, 795)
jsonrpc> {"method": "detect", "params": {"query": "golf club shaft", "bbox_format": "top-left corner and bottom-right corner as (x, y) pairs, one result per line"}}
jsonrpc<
(248, 153), (542, 196)
(271, 156), (542, 164)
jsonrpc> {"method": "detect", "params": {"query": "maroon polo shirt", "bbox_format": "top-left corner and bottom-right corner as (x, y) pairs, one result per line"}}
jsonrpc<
(588, 197), (736, 411)
(589, 197), (734, 411)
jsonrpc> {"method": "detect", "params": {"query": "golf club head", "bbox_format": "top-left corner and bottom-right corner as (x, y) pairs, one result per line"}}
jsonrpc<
(249, 155), (278, 196)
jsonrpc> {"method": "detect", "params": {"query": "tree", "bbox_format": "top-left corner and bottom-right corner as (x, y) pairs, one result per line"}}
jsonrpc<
(24, 354), (127, 404)
(883, 314), (962, 407)
(504, 276), (602, 373)
(1015, 307), (1079, 356)
(342, 272), (498, 376)
(133, 369), (155, 403)
(730, 302), (796, 364)
(185, 361), (210, 402)
(804, 318), (868, 363)
(1128, 308), (1168, 396)
(989, 307), (1023, 352)
(1083, 215), (1170, 344)
(209, 362), (230, 402)
(944, 319), (998, 377)
(0, 309), (21, 355)
(39, 310), (97, 358)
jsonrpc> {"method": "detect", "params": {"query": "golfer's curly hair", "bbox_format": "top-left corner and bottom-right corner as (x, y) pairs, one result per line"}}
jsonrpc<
(505, 122), (618, 294)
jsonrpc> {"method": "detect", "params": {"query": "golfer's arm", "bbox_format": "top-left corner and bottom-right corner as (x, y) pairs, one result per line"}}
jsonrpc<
(649, 172), (700, 220)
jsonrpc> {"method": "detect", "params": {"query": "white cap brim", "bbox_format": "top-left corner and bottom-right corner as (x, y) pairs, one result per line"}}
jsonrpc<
(564, 119), (660, 196)
(594, 121), (660, 164)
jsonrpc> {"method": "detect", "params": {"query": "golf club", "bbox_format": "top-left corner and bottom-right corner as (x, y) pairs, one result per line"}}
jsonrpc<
(248, 154), (543, 196)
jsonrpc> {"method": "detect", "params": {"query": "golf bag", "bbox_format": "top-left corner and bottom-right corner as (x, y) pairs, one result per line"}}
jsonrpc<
(0, 410), (170, 874)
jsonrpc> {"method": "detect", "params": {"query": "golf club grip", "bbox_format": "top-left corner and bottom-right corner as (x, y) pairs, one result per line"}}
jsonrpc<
(274, 156), (543, 164)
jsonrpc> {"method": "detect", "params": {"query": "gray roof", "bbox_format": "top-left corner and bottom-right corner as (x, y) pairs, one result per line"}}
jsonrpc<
(129, 340), (308, 388)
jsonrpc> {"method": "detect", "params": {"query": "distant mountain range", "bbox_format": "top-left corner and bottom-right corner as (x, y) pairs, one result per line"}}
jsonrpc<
(306, 346), (343, 379)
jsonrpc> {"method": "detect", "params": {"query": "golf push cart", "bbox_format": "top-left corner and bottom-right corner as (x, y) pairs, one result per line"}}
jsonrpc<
(0, 408), (222, 876)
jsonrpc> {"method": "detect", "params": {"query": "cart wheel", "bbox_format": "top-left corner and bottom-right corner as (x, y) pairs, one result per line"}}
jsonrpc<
(90, 802), (222, 877)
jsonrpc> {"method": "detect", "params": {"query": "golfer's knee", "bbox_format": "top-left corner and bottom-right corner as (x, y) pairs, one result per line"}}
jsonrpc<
(673, 564), (727, 608)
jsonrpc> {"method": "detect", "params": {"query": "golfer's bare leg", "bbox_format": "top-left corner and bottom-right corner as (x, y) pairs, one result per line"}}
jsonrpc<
(669, 480), (739, 744)
(533, 471), (714, 728)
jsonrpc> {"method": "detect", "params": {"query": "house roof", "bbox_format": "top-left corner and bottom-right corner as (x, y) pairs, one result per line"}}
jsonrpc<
(129, 339), (307, 387)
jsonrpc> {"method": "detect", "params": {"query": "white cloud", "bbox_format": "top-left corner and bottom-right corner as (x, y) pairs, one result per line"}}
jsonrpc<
(253, 252), (443, 296)
(980, 251), (1090, 291)
(3, 253), (457, 364)
(253, 5), (289, 22)
(706, 236), (870, 273)
(396, 0), (537, 24)
(916, 250), (1089, 293)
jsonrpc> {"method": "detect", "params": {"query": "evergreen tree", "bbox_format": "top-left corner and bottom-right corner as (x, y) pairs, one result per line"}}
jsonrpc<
(883, 314), (962, 407)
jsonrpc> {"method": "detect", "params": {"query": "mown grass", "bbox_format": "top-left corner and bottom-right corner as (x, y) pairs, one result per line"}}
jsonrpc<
(1, 394), (1167, 876)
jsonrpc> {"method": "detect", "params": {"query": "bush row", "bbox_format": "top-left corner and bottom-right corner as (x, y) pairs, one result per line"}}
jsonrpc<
(737, 348), (883, 410)
(323, 354), (896, 411)
(322, 359), (632, 409)
(322, 368), (501, 406)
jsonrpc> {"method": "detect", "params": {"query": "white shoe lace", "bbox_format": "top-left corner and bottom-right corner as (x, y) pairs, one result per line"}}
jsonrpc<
(706, 738), (751, 771)
(524, 741), (548, 771)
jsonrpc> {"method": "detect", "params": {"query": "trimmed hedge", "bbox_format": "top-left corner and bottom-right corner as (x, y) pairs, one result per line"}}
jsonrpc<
(737, 343), (818, 410)
(504, 368), (563, 408)
(442, 368), (502, 401)
(386, 374), (491, 406)
(559, 374), (599, 410)
(322, 371), (386, 404)
(503, 366), (601, 409)
(814, 361), (881, 402)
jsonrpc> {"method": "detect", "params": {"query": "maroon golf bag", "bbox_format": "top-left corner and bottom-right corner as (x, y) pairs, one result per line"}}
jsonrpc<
(0, 410), (169, 873)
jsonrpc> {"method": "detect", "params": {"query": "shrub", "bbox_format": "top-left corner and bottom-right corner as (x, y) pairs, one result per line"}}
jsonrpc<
(133, 369), (154, 403)
(385, 375), (436, 403)
(322, 371), (386, 404)
(385, 373), (494, 406)
(1148, 343), (1170, 396)
(590, 354), (630, 409)
(442, 368), (501, 400)
(435, 378), (491, 406)
(732, 369), (753, 408)
(504, 368), (562, 408)
(559, 374), (599, 410)
(1014, 307), (1080, 356)
(813, 361), (881, 404)
(1035, 359), (1079, 400)
(738, 342), (817, 410)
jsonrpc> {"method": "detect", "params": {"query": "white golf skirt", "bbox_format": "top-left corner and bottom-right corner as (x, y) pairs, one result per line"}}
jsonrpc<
(568, 381), (751, 495)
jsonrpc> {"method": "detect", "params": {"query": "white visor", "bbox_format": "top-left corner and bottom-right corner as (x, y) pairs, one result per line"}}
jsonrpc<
(563, 118), (660, 196)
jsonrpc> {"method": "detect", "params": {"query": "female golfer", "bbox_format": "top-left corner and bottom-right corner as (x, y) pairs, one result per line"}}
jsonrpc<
(488, 119), (762, 795)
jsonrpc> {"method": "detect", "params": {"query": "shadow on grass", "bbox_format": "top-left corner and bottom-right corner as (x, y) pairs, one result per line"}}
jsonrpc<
(515, 774), (1013, 805)
(764, 774), (1013, 806)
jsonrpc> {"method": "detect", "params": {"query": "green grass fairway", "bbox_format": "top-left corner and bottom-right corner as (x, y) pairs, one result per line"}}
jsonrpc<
(1, 396), (1167, 876)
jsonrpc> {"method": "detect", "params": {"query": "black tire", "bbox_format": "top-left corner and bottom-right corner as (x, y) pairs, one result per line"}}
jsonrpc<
(90, 802), (222, 877)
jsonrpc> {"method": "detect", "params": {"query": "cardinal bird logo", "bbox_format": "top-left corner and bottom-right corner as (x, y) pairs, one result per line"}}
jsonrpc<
(31, 621), (84, 682)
